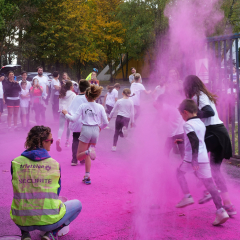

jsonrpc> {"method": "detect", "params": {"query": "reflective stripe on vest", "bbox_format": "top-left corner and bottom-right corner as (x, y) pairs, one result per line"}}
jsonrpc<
(12, 205), (63, 216)
(13, 192), (59, 200)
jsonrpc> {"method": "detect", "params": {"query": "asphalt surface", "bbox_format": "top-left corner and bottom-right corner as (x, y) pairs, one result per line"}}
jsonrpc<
(0, 86), (240, 240)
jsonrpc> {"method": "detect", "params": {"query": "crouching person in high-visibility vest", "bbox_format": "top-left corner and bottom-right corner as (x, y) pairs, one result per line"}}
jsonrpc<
(10, 126), (82, 240)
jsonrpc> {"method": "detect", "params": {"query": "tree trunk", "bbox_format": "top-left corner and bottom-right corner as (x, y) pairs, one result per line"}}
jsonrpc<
(109, 61), (113, 83)
(120, 54), (125, 80)
(125, 52), (128, 81)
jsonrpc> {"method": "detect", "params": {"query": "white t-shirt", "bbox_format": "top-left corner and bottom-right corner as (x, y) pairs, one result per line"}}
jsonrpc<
(192, 91), (223, 126)
(68, 94), (88, 132)
(109, 98), (135, 123)
(0, 82), (3, 99)
(106, 88), (118, 107)
(51, 79), (61, 95)
(19, 80), (31, 91)
(154, 85), (165, 100)
(20, 89), (30, 108)
(183, 118), (209, 163)
(33, 75), (48, 98)
(130, 82), (146, 106)
(162, 102), (184, 137)
(129, 74), (142, 84)
(65, 101), (109, 129)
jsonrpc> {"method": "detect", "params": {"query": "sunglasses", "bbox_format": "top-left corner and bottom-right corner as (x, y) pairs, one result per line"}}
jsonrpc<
(44, 138), (53, 144)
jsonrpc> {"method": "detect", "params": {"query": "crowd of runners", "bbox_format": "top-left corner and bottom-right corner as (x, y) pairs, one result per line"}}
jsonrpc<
(1, 66), (237, 239)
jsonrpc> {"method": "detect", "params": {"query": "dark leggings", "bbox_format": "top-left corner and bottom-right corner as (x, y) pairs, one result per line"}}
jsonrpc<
(113, 115), (130, 146)
(177, 169), (222, 209)
(33, 102), (45, 124)
(52, 95), (59, 121)
(205, 134), (228, 193)
(165, 134), (185, 159)
(72, 132), (80, 163)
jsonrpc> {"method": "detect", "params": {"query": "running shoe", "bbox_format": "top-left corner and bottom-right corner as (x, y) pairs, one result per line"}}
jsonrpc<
(176, 196), (194, 208)
(71, 161), (77, 166)
(56, 139), (62, 152)
(223, 205), (237, 216)
(82, 176), (91, 185)
(65, 140), (70, 147)
(41, 231), (58, 240)
(212, 208), (229, 226)
(21, 231), (31, 240)
(122, 126), (128, 137)
(105, 126), (110, 129)
(88, 145), (96, 160)
(198, 190), (212, 204)
(111, 146), (117, 152)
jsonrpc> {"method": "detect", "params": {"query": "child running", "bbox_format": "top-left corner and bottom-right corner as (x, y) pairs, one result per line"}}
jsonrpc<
(108, 88), (134, 151)
(56, 81), (76, 152)
(68, 79), (90, 166)
(19, 81), (30, 130)
(176, 99), (229, 226)
(103, 83), (121, 116)
(130, 73), (151, 121)
(62, 85), (108, 184)
(183, 75), (236, 216)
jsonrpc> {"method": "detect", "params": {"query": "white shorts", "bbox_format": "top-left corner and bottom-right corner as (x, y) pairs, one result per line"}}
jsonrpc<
(79, 125), (100, 144)
(178, 161), (212, 179)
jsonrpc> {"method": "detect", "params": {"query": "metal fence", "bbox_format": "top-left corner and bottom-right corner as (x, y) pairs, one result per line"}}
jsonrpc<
(207, 33), (240, 157)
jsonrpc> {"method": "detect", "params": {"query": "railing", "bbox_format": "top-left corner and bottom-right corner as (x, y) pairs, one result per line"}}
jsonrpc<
(207, 33), (240, 156)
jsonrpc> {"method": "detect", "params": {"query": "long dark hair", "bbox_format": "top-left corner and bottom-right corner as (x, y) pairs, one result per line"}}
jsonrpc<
(59, 81), (72, 98)
(183, 75), (217, 105)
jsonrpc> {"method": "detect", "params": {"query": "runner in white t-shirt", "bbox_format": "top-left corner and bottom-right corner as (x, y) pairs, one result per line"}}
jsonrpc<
(62, 85), (108, 185)
(130, 73), (151, 121)
(175, 99), (229, 226)
(184, 75), (236, 217)
(103, 83), (121, 115)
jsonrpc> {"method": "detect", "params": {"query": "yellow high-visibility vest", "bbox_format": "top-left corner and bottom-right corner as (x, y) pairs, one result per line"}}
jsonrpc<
(10, 156), (66, 226)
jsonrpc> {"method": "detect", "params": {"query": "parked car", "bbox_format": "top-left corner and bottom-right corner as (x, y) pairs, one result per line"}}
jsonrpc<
(0, 64), (22, 78)
(16, 72), (53, 86)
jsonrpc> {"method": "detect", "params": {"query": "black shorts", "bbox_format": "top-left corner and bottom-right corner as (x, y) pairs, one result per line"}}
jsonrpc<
(6, 99), (20, 107)
(0, 99), (3, 113)
(106, 104), (113, 114)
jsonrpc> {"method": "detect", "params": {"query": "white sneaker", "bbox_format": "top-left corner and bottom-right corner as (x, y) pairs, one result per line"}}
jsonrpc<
(176, 196), (194, 208)
(111, 146), (116, 152)
(198, 191), (212, 204)
(212, 208), (229, 226)
(88, 146), (96, 160)
(65, 140), (70, 147)
(122, 126), (128, 137)
(105, 126), (110, 129)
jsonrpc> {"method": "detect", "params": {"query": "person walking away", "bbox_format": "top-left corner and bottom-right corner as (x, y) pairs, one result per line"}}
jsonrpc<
(51, 71), (61, 121)
(30, 78), (45, 125)
(56, 81), (76, 152)
(68, 79), (90, 166)
(20, 82), (30, 130)
(183, 75), (236, 216)
(0, 73), (5, 123)
(10, 125), (82, 240)
(130, 73), (151, 122)
(103, 83), (120, 117)
(19, 71), (31, 127)
(62, 85), (108, 184)
(108, 88), (134, 151)
(175, 99), (229, 226)
(3, 71), (21, 130)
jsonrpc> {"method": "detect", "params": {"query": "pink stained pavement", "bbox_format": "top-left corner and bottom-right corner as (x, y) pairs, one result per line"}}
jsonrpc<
(0, 103), (239, 239)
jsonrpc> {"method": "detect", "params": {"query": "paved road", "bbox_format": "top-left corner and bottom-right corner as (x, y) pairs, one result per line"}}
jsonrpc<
(0, 87), (240, 240)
